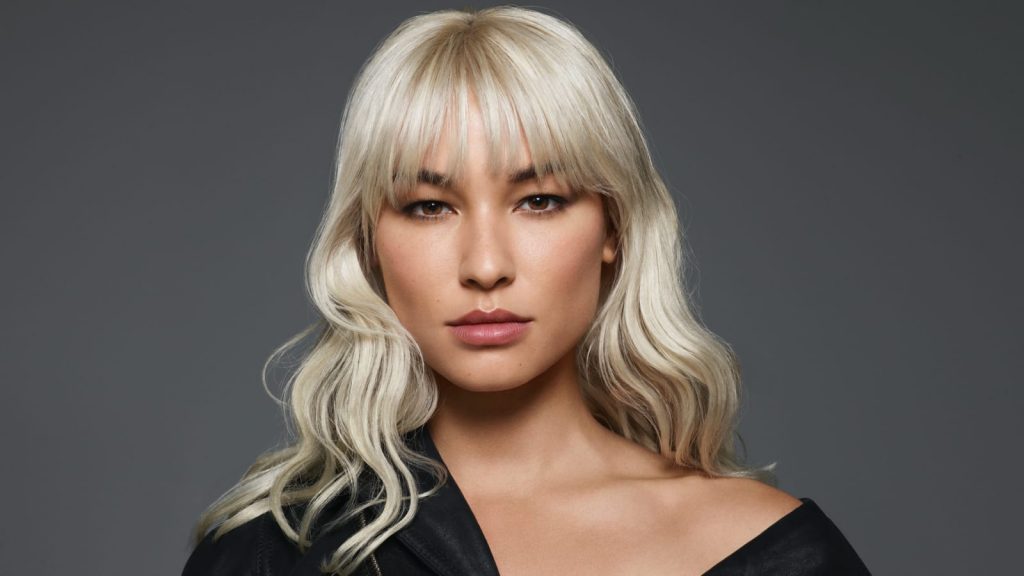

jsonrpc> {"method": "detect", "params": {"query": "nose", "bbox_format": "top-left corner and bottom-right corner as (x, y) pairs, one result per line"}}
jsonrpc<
(458, 210), (515, 291)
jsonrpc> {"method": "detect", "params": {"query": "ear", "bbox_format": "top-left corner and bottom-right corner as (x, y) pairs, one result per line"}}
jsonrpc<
(601, 231), (618, 264)
(598, 194), (619, 265)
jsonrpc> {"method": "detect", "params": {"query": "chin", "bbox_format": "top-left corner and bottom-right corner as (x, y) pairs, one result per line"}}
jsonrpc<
(444, 378), (528, 393)
(431, 358), (547, 394)
(422, 335), (577, 395)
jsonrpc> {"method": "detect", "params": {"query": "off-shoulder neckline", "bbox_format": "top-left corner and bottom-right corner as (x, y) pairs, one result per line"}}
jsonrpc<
(701, 497), (818, 573)
(407, 425), (824, 576)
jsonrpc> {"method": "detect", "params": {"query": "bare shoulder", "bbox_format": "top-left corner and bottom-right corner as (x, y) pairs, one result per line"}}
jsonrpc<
(698, 475), (802, 523)
(661, 474), (804, 567)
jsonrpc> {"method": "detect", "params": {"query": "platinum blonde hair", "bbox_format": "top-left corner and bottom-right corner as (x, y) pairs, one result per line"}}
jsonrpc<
(189, 6), (775, 575)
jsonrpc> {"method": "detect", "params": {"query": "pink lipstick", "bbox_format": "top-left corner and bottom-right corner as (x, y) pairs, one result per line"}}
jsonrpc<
(446, 308), (533, 346)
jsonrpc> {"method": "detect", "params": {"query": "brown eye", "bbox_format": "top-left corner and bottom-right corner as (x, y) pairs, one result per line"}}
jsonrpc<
(527, 196), (551, 210)
(402, 200), (453, 221)
(517, 194), (567, 215)
(421, 201), (444, 215)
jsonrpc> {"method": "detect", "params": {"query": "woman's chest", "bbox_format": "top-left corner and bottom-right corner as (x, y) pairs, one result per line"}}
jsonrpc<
(465, 491), (725, 576)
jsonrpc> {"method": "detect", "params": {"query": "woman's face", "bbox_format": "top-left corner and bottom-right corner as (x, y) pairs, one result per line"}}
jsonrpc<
(374, 99), (617, 393)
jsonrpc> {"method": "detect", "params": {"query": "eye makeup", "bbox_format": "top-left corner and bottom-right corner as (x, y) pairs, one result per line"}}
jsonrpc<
(401, 193), (571, 221)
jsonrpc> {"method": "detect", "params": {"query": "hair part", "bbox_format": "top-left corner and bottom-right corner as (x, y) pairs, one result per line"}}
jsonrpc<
(188, 6), (775, 575)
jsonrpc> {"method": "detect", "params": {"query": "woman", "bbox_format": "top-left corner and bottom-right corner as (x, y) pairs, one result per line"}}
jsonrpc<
(183, 6), (870, 575)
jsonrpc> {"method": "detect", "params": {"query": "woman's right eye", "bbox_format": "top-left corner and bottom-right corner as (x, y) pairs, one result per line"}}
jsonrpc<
(402, 200), (453, 221)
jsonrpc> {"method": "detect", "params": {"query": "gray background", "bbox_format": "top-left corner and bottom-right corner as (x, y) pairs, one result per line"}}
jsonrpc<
(2, 1), (1020, 574)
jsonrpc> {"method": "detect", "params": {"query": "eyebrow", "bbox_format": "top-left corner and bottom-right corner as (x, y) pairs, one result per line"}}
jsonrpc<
(416, 163), (553, 189)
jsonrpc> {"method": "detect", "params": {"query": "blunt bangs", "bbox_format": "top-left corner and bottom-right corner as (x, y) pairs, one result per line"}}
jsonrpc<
(348, 12), (627, 215)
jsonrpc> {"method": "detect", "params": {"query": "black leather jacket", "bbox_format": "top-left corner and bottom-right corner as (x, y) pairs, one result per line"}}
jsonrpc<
(182, 427), (871, 575)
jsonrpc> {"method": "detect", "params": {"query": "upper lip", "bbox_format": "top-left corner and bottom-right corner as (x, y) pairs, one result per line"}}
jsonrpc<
(447, 308), (532, 325)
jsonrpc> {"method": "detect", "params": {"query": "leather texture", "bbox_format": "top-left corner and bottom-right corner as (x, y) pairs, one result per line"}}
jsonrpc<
(182, 426), (871, 575)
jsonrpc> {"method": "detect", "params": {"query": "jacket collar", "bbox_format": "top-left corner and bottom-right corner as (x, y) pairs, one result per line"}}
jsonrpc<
(365, 425), (500, 576)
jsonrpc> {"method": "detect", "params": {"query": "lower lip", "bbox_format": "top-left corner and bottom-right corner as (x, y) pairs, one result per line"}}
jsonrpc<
(449, 321), (532, 346)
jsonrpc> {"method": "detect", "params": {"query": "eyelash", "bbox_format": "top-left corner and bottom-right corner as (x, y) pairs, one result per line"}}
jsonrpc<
(401, 194), (569, 221)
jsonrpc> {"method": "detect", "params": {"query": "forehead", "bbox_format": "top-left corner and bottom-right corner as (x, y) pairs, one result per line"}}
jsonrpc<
(379, 73), (605, 209)
(418, 92), (529, 172)
(413, 163), (562, 194)
(389, 99), (570, 200)
(416, 105), (546, 182)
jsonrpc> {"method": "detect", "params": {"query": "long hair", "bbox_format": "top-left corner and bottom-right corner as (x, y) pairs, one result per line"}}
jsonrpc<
(189, 6), (775, 575)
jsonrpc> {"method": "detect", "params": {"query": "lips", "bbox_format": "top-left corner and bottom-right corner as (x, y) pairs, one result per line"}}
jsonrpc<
(446, 308), (533, 346)
(447, 308), (531, 325)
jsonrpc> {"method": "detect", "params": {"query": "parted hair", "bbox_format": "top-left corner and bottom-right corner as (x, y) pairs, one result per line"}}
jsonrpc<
(189, 6), (775, 575)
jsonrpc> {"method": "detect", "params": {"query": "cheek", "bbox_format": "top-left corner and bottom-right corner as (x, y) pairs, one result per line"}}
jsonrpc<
(375, 220), (443, 324)
(524, 215), (607, 315)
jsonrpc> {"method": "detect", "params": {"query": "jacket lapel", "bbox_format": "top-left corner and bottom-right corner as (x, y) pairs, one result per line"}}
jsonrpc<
(382, 425), (501, 576)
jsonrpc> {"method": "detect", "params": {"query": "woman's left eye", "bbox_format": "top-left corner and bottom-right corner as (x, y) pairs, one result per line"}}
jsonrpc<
(517, 194), (567, 215)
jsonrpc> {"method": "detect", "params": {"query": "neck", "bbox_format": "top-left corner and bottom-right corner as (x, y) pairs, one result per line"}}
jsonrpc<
(426, 350), (618, 498)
